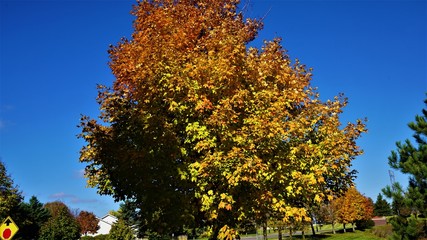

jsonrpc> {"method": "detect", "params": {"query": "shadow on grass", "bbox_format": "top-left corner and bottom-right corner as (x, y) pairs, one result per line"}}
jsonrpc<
(283, 228), (360, 239)
(280, 229), (383, 240)
(282, 235), (331, 239)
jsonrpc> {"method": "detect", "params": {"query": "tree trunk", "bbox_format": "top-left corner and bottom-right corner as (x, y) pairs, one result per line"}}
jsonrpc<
(424, 219), (427, 237)
(310, 221), (316, 236)
(332, 222), (336, 234)
(262, 221), (267, 240)
(343, 223), (346, 233)
(289, 228), (293, 239)
(302, 229), (305, 240)
(209, 223), (219, 240)
(278, 226), (283, 240)
(352, 222), (355, 232)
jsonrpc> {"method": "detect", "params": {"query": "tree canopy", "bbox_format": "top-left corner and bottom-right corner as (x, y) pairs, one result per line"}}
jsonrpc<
(39, 201), (81, 240)
(79, 0), (366, 238)
(334, 187), (373, 232)
(77, 210), (99, 235)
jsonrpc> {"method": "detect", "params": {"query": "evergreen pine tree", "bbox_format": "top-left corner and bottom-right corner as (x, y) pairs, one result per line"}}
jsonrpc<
(383, 95), (427, 239)
(374, 193), (392, 216)
(14, 196), (51, 240)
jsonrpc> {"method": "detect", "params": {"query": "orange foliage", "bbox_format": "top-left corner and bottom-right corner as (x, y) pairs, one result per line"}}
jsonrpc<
(80, 0), (367, 238)
(77, 211), (99, 235)
(334, 187), (374, 230)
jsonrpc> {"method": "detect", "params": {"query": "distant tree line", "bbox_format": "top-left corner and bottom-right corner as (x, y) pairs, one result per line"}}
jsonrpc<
(0, 160), (99, 240)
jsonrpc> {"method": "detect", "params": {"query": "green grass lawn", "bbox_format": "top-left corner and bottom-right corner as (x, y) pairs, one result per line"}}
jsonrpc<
(308, 230), (384, 240)
(196, 224), (390, 239)
(247, 224), (388, 240)
(257, 230), (384, 240)
(194, 229), (385, 240)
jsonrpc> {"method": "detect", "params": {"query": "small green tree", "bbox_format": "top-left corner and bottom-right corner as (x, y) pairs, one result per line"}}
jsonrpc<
(109, 218), (135, 240)
(39, 201), (81, 240)
(373, 193), (392, 216)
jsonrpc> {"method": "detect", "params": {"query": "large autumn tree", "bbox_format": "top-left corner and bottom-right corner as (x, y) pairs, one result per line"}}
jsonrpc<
(79, 0), (366, 238)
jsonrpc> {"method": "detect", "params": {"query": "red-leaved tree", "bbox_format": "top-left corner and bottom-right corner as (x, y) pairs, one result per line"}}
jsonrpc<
(77, 210), (99, 235)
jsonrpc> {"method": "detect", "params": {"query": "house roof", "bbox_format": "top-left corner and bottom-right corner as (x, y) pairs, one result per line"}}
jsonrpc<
(96, 214), (118, 226)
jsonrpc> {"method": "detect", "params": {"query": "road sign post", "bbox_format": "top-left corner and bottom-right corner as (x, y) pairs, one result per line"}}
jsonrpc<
(0, 216), (19, 240)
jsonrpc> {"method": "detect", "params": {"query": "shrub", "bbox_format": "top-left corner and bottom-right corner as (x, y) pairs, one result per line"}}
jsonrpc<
(94, 234), (109, 240)
(80, 235), (109, 240)
(371, 225), (393, 238)
(81, 236), (94, 240)
(356, 219), (375, 230)
(109, 219), (135, 240)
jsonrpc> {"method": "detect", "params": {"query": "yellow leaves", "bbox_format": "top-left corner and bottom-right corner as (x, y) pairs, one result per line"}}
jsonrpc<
(280, 206), (311, 224)
(220, 193), (234, 207)
(218, 201), (226, 209)
(308, 174), (317, 185)
(210, 210), (218, 220)
(220, 193), (227, 200)
(185, 122), (216, 152)
(195, 96), (213, 112)
(286, 186), (293, 194)
(168, 101), (178, 111)
(188, 162), (201, 182)
(199, 190), (236, 221)
(218, 225), (238, 240)
(218, 201), (232, 210)
(317, 175), (325, 184)
(178, 167), (188, 180)
(201, 194), (214, 211)
(291, 171), (301, 179)
(314, 194), (323, 203)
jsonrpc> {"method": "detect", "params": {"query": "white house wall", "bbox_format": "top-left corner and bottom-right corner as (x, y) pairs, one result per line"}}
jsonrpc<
(86, 214), (118, 237)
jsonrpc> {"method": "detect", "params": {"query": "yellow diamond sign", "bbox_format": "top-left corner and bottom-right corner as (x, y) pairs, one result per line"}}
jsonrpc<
(0, 216), (18, 240)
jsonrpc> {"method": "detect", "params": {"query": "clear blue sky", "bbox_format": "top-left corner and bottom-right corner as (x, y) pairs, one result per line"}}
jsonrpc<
(0, 0), (426, 217)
